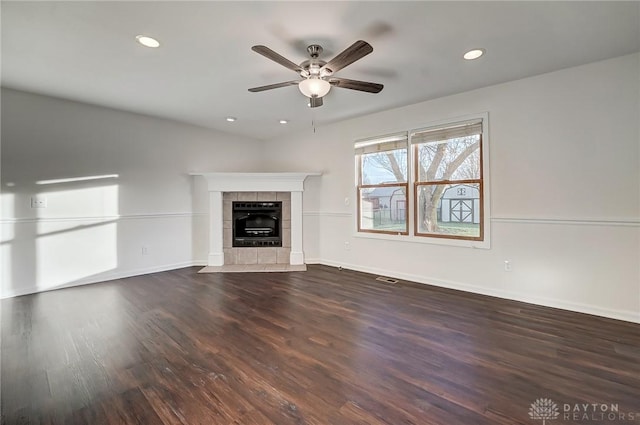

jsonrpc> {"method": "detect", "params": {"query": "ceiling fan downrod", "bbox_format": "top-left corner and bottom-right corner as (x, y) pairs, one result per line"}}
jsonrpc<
(306, 44), (323, 59)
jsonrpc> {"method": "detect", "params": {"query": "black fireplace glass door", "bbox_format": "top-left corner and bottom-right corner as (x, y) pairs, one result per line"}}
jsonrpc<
(235, 214), (279, 238)
(232, 201), (282, 247)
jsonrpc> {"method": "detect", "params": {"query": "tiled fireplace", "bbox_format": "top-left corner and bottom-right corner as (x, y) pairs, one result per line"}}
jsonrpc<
(191, 172), (319, 267)
(223, 191), (291, 264)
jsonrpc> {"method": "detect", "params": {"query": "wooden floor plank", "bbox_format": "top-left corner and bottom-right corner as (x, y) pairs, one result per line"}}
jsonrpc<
(2, 265), (639, 424)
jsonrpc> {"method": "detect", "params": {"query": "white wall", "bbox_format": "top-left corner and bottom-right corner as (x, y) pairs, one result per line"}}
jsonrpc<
(3, 54), (638, 324)
(0, 88), (263, 297)
(263, 53), (640, 323)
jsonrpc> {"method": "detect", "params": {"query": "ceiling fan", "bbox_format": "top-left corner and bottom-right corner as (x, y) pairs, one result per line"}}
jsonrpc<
(248, 40), (383, 108)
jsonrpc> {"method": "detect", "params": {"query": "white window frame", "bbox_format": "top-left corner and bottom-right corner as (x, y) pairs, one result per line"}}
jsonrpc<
(354, 112), (491, 249)
(354, 132), (409, 236)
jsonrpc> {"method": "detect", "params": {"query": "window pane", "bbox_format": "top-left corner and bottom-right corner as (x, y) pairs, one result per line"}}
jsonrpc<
(361, 148), (407, 185)
(359, 186), (407, 233)
(416, 135), (480, 182)
(416, 183), (481, 238)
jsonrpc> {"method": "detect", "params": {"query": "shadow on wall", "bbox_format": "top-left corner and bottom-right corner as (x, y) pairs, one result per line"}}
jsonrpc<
(1, 174), (120, 298)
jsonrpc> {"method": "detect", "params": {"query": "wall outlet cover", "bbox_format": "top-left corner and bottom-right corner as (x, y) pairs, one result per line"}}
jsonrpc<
(30, 196), (47, 208)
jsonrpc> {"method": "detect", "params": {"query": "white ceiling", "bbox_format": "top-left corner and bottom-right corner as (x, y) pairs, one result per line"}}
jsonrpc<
(2, 1), (639, 140)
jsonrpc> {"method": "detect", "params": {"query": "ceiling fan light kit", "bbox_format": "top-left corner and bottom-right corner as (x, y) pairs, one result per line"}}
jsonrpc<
(298, 77), (331, 98)
(248, 40), (383, 108)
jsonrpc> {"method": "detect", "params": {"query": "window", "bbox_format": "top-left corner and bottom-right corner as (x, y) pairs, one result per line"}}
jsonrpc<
(354, 117), (487, 245)
(412, 119), (484, 240)
(355, 133), (408, 234)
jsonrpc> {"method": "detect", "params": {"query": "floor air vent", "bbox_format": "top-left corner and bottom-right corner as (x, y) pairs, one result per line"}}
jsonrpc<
(376, 276), (398, 284)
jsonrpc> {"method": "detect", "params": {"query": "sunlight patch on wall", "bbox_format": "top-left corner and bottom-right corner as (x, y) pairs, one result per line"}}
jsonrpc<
(35, 184), (119, 291)
(1, 192), (16, 298)
(1, 192), (15, 240)
(1, 244), (12, 298)
(36, 221), (117, 291)
(36, 174), (119, 185)
(40, 185), (119, 218)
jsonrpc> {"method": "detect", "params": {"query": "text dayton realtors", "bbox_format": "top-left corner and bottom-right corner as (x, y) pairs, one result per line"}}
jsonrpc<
(563, 403), (637, 422)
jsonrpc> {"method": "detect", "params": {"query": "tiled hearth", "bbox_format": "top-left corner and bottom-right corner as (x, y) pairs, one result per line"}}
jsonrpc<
(198, 264), (307, 273)
(191, 172), (320, 272)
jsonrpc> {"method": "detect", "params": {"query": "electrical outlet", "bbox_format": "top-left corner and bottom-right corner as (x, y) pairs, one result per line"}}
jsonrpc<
(30, 196), (47, 208)
(142, 246), (150, 256)
(344, 241), (351, 251)
(504, 260), (513, 272)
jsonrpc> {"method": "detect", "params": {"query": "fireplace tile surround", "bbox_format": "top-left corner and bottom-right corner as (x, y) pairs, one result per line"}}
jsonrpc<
(191, 172), (320, 269)
(223, 191), (291, 265)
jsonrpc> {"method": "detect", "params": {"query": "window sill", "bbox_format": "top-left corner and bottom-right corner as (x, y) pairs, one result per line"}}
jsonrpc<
(353, 230), (491, 249)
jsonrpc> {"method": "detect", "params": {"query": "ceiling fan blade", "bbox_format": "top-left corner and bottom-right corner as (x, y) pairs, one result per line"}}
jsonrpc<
(321, 40), (373, 74)
(251, 45), (305, 74)
(248, 80), (301, 92)
(329, 77), (383, 93)
(309, 96), (323, 108)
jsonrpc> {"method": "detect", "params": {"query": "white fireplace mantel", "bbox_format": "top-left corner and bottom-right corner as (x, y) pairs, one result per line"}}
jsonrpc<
(192, 172), (320, 193)
(190, 172), (321, 267)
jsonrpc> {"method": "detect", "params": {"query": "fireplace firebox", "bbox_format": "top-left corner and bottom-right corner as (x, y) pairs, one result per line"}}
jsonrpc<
(232, 202), (282, 247)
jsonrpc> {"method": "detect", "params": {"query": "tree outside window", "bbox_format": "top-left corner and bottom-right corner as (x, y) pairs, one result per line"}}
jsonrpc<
(413, 120), (484, 240)
(354, 119), (486, 243)
(355, 134), (408, 234)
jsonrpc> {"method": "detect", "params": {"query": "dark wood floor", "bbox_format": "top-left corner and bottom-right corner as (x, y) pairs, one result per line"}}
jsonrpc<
(2, 265), (639, 424)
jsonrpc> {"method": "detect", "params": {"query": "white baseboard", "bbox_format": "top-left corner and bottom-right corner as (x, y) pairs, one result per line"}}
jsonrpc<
(304, 257), (323, 264)
(313, 259), (640, 324)
(4, 257), (637, 325)
(1, 261), (202, 299)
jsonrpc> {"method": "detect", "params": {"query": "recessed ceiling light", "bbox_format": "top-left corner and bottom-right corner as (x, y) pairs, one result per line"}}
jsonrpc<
(226, 116), (237, 122)
(136, 35), (160, 48)
(463, 49), (485, 60)
(279, 120), (288, 124)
